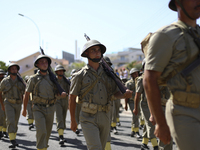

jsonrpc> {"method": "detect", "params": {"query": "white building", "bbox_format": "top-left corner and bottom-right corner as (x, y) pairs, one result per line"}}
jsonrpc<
(105, 48), (144, 68)
(10, 51), (69, 77)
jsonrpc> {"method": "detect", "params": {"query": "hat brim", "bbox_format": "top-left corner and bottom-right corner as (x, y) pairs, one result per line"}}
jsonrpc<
(81, 44), (106, 58)
(169, 0), (177, 11)
(34, 57), (51, 68)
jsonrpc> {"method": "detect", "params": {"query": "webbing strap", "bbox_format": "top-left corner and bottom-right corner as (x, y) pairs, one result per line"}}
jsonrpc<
(159, 21), (197, 87)
(80, 71), (103, 101)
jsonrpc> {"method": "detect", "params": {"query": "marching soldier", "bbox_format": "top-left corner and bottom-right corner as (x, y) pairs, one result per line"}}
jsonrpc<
(104, 56), (114, 150)
(125, 68), (142, 139)
(69, 39), (132, 150)
(70, 69), (82, 135)
(0, 63), (25, 148)
(22, 55), (67, 150)
(25, 75), (34, 130)
(133, 59), (158, 150)
(54, 64), (70, 145)
(143, 0), (200, 149)
(0, 69), (8, 139)
(111, 98), (121, 134)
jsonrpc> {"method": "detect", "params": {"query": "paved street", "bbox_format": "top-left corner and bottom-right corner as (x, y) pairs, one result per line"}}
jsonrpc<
(0, 104), (177, 150)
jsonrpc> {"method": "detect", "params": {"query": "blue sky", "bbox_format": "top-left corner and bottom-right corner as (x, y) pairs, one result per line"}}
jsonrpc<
(0, 0), (181, 64)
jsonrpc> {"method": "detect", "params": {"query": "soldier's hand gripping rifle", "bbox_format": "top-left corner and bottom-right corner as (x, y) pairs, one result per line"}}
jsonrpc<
(40, 47), (65, 95)
(84, 34), (127, 94)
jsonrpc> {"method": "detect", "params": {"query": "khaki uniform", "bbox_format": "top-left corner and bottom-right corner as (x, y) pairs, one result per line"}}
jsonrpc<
(112, 99), (120, 126)
(75, 103), (81, 126)
(125, 78), (140, 132)
(26, 98), (34, 123)
(136, 75), (157, 147)
(158, 86), (173, 150)
(26, 72), (56, 149)
(70, 65), (118, 150)
(0, 101), (6, 133)
(55, 77), (70, 132)
(145, 20), (200, 150)
(0, 76), (25, 140)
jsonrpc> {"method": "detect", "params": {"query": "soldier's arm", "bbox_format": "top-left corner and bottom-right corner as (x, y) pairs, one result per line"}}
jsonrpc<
(133, 92), (141, 115)
(22, 91), (30, 117)
(124, 98), (129, 111)
(69, 94), (77, 132)
(143, 70), (171, 144)
(0, 91), (5, 111)
(114, 89), (132, 99)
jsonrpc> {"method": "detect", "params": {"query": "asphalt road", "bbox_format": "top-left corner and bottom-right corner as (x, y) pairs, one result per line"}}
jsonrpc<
(0, 105), (177, 150)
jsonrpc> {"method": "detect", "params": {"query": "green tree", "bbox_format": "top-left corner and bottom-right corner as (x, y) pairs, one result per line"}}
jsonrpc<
(126, 61), (142, 70)
(65, 61), (86, 77)
(0, 61), (8, 72)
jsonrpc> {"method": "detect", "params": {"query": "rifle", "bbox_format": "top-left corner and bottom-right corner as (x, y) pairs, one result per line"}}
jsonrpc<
(63, 75), (71, 85)
(84, 34), (127, 94)
(40, 47), (65, 95)
(181, 27), (200, 77)
(17, 73), (26, 87)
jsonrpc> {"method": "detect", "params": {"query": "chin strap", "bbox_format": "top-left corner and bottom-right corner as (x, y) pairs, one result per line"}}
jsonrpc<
(40, 69), (48, 73)
(9, 73), (17, 76)
(88, 55), (102, 63)
(176, 0), (195, 20)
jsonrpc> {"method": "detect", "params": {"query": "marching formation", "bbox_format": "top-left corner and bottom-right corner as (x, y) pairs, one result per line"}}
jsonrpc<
(1, 0), (200, 150)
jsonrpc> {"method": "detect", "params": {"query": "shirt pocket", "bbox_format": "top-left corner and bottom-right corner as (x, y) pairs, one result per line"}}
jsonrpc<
(3, 81), (11, 93)
(82, 75), (93, 87)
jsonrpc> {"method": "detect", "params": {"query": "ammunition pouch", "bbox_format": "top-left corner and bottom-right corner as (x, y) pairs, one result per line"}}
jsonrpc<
(7, 99), (22, 104)
(81, 102), (111, 114)
(32, 95), (56, 105)
(161, 98), (168, 106)
(171, 90), (200, 108)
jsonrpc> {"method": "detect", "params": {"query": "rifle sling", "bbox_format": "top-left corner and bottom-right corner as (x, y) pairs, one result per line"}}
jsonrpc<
(161, 22), (199, 85)
(80, 71), (103, 102)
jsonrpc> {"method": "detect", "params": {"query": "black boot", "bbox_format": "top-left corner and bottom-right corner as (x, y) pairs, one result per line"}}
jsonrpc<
(130, 131), (135, 137)
(113, 127), (118, 134)
(29, 123), (34, 130)
(75, 129), (80, 135)
(117, 122), (121, 126)
(135, 132), (142, 139)
(141, 143), (149, 150)
(139, 125), (144, 130)
(110, 126), (113, 132)
(59, 135), (66, 145)
(3, 132), (8, 138)
(9, 140), (18, 148)
(153, 146), (159, 150)
(0, 132), (3, 139)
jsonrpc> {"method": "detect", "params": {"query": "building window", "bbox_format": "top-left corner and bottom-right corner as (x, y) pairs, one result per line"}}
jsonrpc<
(120, 56), (125, 60)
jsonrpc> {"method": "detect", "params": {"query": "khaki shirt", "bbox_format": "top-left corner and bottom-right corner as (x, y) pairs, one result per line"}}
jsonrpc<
(56, 77), (70, 100)
(125, 78), (136, 101)
(70, 64), (119, 105)
(26, 72), (55, 100)
(0, 75), (25, 100)
(145, 20), (200, 94)
(135, 75), (147, 103)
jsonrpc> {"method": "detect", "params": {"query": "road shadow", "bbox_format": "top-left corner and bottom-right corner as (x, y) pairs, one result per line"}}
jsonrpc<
(66, 138), (87, 150)
(111, 136), (141, 148)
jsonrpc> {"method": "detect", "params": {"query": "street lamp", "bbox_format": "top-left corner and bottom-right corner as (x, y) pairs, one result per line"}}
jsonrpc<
(18, 13), (41, 50)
